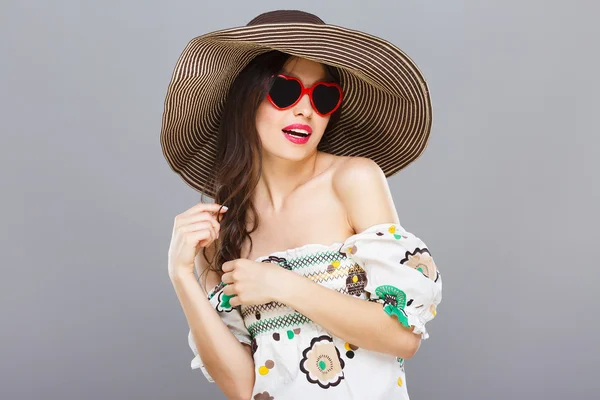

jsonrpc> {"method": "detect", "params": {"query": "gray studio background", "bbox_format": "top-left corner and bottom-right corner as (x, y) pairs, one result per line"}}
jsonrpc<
(1, 0), (598, 399)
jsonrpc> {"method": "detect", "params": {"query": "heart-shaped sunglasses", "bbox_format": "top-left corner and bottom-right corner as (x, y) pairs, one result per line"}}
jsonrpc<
(267, 74), (343, 117)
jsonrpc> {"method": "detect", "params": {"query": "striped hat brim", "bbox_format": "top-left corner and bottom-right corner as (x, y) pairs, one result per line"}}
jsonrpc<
(160, 22), (432, 197)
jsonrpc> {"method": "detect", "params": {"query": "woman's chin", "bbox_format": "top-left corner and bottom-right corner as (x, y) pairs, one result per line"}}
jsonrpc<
(262, 146), (316, 161)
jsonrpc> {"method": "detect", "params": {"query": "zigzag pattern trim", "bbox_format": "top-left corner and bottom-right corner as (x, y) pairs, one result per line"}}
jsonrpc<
(303, 266), (351, 282)
(284, 250), (348, 271)
(241, 283), (354, 319)
(242, 301), (290, 318)
(247, 312), (313, 338)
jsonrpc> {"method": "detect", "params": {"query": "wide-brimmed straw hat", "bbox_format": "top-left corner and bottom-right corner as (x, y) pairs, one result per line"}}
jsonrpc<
(160, 9), (432, 198)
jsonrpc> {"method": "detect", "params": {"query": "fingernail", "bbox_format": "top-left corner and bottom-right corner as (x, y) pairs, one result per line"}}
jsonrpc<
(222, 205), (229, 211)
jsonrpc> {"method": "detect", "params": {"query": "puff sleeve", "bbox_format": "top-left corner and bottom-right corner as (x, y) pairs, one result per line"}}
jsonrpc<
(340, 223), (442, 340)
(188, 282), (252, 382)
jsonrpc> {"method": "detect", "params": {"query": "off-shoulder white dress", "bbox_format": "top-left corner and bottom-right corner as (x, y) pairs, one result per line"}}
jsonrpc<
(187, 223), (443, 400)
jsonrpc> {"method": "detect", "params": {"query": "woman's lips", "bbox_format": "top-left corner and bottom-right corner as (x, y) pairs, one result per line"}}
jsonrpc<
(282, 130), (310, 144)
(282, 123), (312, 134)
(282, 123), (312, 145)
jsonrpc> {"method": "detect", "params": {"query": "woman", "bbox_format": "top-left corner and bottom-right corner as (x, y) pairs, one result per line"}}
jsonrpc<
(162, 10), (442, 400)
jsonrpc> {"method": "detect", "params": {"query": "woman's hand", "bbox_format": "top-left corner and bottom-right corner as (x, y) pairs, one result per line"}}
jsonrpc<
(167, 202), (228, 279)
(221, 259), (293, 306)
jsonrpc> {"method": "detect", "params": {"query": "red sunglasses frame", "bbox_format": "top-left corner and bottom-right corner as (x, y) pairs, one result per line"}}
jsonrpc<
(267, 74), (343, 117)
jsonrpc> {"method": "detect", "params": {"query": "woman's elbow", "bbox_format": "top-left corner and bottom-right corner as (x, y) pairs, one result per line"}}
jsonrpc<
(224, 381), (254, 400)
(214, 365), (254, 399)
(227, 371), (255, 400)
(231, 392), (251, 400)
(238, 384), (255, 400)
(392, 327), (421, 359)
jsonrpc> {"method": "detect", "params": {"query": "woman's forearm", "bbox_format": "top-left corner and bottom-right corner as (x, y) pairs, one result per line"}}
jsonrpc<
(171, 272), (255, 400)
(274, 271), (420, 359)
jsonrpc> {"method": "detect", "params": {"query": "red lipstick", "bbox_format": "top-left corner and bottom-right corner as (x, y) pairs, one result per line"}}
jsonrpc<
(282, 124), (312, 145)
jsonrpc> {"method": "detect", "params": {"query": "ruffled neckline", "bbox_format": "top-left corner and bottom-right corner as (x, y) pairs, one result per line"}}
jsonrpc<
(206, 222), (405, 300)
(253, 222), (400, 262)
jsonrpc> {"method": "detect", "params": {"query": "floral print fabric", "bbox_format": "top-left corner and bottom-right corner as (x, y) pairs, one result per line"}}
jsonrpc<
(299, 335), (346, 388)
(187, 223), (443, 399)
(340, 224), (442, 340)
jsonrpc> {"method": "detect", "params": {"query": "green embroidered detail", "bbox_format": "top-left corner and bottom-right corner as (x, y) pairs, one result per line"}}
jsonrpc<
(287, 330), (295, 339)
(375, 285), (409, 328)
(375, 285), (407, 306)
(417, 267), (424, 274)
(383, 304), (409, 328)
(214, 282), (233, 310)
(318, 360), (327, 371)
(220, 293), (233, 309)
(247, 312), (312, 338)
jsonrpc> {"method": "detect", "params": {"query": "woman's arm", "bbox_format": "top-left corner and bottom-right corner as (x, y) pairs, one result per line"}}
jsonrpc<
(171, 248), (254, 400)
(274, 272), (421, 359)
(271, 156), (419, 359)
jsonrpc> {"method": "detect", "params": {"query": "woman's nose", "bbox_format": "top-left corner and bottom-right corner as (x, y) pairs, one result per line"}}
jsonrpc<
(293, 93), (313, 117)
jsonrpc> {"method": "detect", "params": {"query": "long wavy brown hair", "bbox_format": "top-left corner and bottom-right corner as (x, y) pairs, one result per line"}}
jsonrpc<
(196, 50), (342, 290)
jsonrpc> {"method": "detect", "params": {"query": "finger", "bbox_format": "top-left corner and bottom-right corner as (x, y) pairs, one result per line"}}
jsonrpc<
(183, 229), (214, 251)
(201, 218), (217, 241)
(185, 223), (217, 246)
(187, 202), (228, 216)
(196, 213), (219, 239)
(188, 229), (214, 247)
(207, 215), (220, 238)
(223, 283), (236, 296)
(180, 220), (213, 233)
(221, 272), (233, 284)
(177, 210), (219, 226)
(178, 211), (221, 238)
(176, 203), (227, 225)
(222, 261), (234, 273)
(229, 296), (240, 307)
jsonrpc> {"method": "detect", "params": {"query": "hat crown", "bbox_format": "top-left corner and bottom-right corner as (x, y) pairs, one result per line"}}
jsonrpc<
(247, 10), (325, 26)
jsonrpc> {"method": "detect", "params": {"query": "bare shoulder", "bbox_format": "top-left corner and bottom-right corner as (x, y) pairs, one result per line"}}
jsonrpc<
(331, 155), (388, 198)
(332, 155), (383, 183)
(331, 156), (400, 232)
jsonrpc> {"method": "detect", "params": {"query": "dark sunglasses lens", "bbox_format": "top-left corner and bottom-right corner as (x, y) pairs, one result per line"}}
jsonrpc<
(269, 77), (301, 108)
(312, 84), (341, 115)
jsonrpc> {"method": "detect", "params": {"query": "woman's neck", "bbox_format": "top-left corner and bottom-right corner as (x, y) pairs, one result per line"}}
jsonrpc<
(254, 151), (322, 214)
